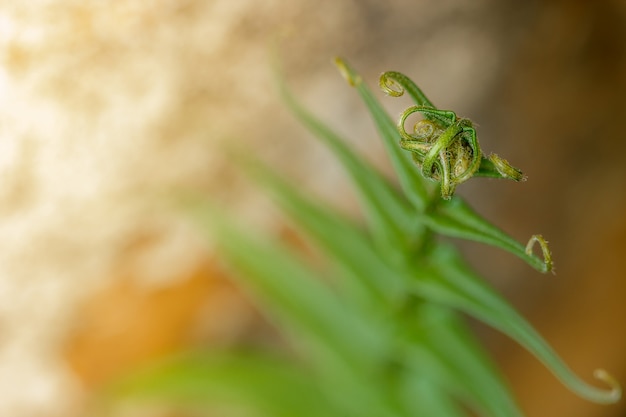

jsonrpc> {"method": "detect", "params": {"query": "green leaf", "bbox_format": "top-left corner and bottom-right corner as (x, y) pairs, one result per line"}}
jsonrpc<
(399, 377), (467, 417)
(335, 58), (432, 212)
(418, 245), (621, 405)
(106, 351), (333, 417)
(415, 305), (523, 417)
(394, 301), (521, 417)
(275, 61), (416, 255)
(475, 156), (517, 179)
(184, 197), (390, 373)
(237, 153), (406, 307)
(424, 197), (550, 273)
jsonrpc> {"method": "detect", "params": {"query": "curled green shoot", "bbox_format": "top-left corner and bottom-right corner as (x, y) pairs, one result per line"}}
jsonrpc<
(381, 71), (524, 199)
(379, 71), (435, 107)
(525, 234), (554, 274)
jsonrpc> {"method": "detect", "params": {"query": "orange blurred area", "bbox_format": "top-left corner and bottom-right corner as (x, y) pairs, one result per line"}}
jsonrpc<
(0, 1), (625, 416)
(64, 259), (238, 390)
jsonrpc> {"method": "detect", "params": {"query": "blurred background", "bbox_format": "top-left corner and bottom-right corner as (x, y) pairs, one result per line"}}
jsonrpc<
(0, 0), (624, 416)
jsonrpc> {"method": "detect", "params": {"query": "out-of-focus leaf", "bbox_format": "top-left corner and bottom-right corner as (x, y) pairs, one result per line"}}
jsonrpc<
(185, 197), (390, 373)
(417, 245), (620, 405)
(424, 197), (549, 273)
(335, 58), (432, 212)
(399, 376), (467, 417)
(184, 198), (412, 417)
(415, 304), (523, 417)
(276, 63), (416, 255)
(237, 153), (406, 307)
(107, 351), (333, 417)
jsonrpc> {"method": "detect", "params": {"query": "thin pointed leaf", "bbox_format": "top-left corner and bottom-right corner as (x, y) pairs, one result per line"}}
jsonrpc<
(335, 58), (432, 212)
(417, 305), (523, 417)
(400, 377), (467, 417)
(424, 197), (549, 272)
(185, 198), (409, 417)
(185, 197), (389, 372)
(107, 351), (333, 417)
(416, 245), (620, 405)
(398, 303), (521, 417)
(475, 156), (517, 179)
(275, 64), (415, 254)
(403, 340), (504, 417)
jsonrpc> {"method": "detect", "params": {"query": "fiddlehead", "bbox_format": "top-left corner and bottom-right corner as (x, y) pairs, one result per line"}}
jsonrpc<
(395, 107), (482, 199)
(525, 234), (554, 274)
(380, 71), (435, 107)
(398, 106), (440, 144)
(381, 71), (524, 199)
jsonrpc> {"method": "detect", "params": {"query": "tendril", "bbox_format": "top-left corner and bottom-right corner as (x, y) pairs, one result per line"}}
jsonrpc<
(414, 120), (436, 140)
(593, 369), (622, 403)
(525, 234), (554, 274)
(398, 106), (431, 142)
(451, 127), (482, 184)
(380, 71), (434, 107)
(379, 72), (405, 97)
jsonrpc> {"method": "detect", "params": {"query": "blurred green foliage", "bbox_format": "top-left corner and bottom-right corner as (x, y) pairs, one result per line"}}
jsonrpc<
(106, 59), (620, 417)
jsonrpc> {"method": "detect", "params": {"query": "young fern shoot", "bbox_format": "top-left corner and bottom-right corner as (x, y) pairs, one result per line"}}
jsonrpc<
(380, 71), (526, 199)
